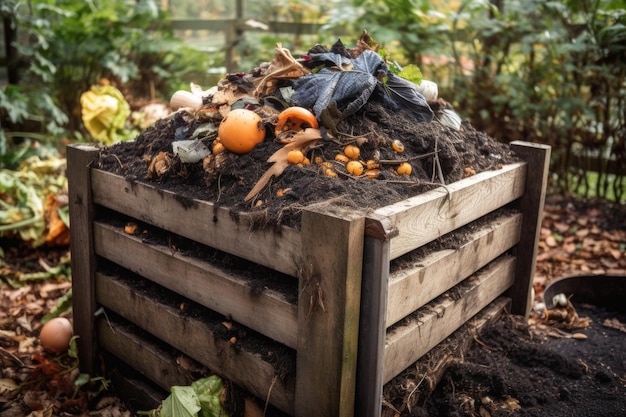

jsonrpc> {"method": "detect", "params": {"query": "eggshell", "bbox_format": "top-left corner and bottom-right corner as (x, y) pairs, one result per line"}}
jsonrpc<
(170, 90), (202, 110)
(39, 317), (73, 354)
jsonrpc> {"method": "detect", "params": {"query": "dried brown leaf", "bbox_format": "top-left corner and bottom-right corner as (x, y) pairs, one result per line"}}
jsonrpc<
(244, 128), (322, 201)
(253, 43), (311, 97)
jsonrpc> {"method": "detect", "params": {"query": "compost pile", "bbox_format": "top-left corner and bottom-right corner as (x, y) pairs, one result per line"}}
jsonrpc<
(97, 33), (517, 229)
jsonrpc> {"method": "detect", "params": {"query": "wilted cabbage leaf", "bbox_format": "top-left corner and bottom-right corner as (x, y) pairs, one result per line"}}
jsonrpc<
(161, 386), (201, 417)
(0, 156), (67, 246)
(80, 84), (131, 144)
(157, 376), (228, 417)
(192, 375), (229, 417)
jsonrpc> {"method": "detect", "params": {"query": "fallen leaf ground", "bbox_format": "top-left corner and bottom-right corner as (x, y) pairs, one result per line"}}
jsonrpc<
(1, 195), (625, 416)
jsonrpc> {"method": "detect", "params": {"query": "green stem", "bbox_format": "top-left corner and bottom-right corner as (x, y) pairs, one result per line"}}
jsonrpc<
(0, 215), (42, 232)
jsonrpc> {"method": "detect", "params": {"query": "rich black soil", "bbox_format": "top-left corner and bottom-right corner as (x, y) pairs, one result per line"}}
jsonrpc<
(401, 304), (626, 417)
(95, 99), (517, 230)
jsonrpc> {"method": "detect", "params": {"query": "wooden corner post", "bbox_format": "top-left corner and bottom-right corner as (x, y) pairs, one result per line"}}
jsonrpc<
(355, 233), (390, 417)
(508, 141), (551, 316)
(296, 207), (364, 417)
(67, 144), (100, 375)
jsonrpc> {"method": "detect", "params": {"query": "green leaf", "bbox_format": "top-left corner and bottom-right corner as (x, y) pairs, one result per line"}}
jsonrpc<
(161, 386), (201, 417)
(192, 376), (228, 417)
(74, 372), (90, 388)
(398, 64), (423, 85)
(42, 289), (73, 323)
(68, 334), (80, 359)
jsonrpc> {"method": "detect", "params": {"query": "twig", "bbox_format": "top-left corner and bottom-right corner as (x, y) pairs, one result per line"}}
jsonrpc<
(263, 374), (278, 417)
(0, 346), (25, 367)
(407, 373), (427, 413)
(473, 335), (497, 351)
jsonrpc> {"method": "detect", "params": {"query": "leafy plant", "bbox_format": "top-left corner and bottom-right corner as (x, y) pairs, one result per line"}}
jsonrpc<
(349, 0), (625, 201)
(1, 0), (212, 152)
(144, 375), (228, 417)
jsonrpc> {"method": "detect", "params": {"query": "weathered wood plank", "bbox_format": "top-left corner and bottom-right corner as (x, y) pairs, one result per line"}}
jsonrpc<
(379, 297), (511, 402)
(67, 144), (100, 375)
(355, 236), (390, 417)
(170, 19), (333, 35)
(508, 141), (551, 316)
(383, 255), (516, 383)
(105, 363), (166, 411)
(97, 319), (200, 391)
(386, 212), (522, 326)
(296, 207), (364, 417)
(96, 273), (295, 415)
(367, 162), (527, 259)
(90, 169), (302, 277)
(385, 297), (511, 397)
(93, 222), (298, 348)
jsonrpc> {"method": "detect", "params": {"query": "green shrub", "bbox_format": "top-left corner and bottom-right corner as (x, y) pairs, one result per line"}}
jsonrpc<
(1, 0), (212, 166)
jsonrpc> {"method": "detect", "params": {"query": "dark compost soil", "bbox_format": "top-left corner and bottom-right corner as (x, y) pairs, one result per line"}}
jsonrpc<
(391, 304), (626, 417)
(95, 99), (517, 230)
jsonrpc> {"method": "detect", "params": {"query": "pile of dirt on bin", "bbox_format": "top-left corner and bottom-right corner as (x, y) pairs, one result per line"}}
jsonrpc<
(95, 37), (518, 230)
(97, 100), (516, 229)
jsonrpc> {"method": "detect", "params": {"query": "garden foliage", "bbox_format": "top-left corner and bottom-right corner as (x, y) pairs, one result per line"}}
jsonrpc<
(351, 0), (625, 201)
(0, 0), (211, 165)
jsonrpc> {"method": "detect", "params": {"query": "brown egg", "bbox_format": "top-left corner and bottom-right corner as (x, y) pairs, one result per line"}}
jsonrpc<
(39, 317), (73, 354)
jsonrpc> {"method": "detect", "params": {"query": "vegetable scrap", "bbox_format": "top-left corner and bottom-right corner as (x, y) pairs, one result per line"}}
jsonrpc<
(98, 30), (518, 228)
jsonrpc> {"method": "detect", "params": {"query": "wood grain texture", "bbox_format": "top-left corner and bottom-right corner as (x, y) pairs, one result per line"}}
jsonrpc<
(296, 207), (364, 417)
(90, 169), (302, 277)
(96, 273), (295, 415)
(355, 236), (390, 417)
(67, 144), (100, 375)
(386, 212), (522, 326)
(93, 222), (298, 348)
(371, 162), (527, 259)
(396, 297), (511, 394)
(97, 319), (199, 391)
(508, 141), (551, 316)
(383, 255), (516, 383)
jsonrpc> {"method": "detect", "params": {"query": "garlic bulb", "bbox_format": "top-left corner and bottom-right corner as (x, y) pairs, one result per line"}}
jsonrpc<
(170, 90), (203, 110)
(438, 108), (462, 131)
(416, 79), (438, 101)
(552, 293), (568, 308)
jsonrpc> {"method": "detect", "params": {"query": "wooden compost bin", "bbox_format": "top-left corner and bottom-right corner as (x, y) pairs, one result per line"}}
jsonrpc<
(67, 141), (550, 417)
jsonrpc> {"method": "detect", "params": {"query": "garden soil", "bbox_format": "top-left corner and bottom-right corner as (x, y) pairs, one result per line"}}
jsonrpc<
(95, 99), (517, 230)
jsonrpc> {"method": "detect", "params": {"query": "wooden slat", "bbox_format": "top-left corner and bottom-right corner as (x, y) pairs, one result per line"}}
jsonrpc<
(105, 363), (166, 411)
(296, 207), (364, 417)
(97, 319), (199, 391)
(367, 162), (527, 259)
(508, 142), (551, 316)
(355, 236), (390, 417)
(93, 222), (298, 348)
(170, 19), (332, 35)
(96, 275), (295, 415)
(383, 255), (516, 383)
(90, 169), (302, 277)
(386, 212), (522, 326)
(384, 297), (511, 397)
(67, 144), (100, 375)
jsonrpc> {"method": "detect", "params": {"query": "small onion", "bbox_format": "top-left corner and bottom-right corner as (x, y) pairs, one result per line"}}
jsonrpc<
(346, 160), (364, 176)
(396, 162), (413, 176)
(287, 150), (305, 165)
(344, 144), (360, 160)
